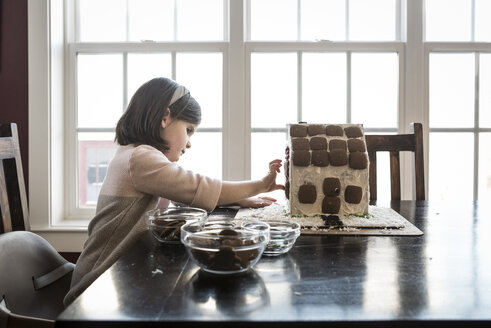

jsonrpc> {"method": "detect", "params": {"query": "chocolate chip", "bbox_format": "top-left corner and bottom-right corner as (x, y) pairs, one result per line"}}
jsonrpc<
(345, 185), (363, 204)
(307, 124), (326, 136)
(323, 178), (341, 196)
(326, 125), (344, 136)
(344, 126), (363, 138)
(292, 150), (310, 166)
(291, 138), (310, 150)
(290, 124), (308, 137)
(298, 184), (317, 204)
(310, 137), (327, 150)
(349, 152), (368, 170)
(329, 149), (348, 166)
(322, 196), (340, 214)
(329, 139), (347, 151)
(348, 139), (366, 152)
(311, 150), (329, 167)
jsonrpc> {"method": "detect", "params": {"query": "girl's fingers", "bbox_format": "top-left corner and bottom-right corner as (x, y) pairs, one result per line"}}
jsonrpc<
(259, 196), (277, 202)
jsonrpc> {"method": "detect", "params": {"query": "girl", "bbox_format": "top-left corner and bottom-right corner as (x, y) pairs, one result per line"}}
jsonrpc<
(64, 77), (284, 305)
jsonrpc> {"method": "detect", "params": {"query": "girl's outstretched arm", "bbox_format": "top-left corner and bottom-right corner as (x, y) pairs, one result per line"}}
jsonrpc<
(217, 159), (284, 206)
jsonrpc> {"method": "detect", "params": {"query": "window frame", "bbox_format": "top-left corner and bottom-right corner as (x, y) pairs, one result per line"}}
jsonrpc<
(424, 43), (491, 200)
(29, 0), (440, 234)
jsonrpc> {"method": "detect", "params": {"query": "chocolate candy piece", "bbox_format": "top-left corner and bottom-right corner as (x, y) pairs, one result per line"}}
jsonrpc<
(298, 184), (317, 204)
(326, 125), (344, 136)
(344, 126), (363, 138)
(290, 124), (308, 137)
(307, 124), (326, 136)
(311, 150), (329, 167)
(345, 185), (363, 204)
(219, 229), (238, 236)
(348, 139), (366, 152)
(310, 137), (327, 150)
(291, 138), (310, 150)
(292, 150), (310, 166)
(329, 149), (348, 166)
(322, 196), (340, 214)
(329, 139), (347, 151)
(349, 152), (368, 170)
(323, 178), (341, 196)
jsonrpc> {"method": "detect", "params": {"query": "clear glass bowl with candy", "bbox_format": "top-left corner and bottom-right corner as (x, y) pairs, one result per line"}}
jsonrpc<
(261, 219), (301, 256)
(145, 207), (208, 243)
(181, 218), (270, 275)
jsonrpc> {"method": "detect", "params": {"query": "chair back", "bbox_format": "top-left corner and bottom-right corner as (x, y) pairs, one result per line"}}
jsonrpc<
(365, 122), (425, 201)
(0, 231), (75, 327)
(0, 123), (29, 233)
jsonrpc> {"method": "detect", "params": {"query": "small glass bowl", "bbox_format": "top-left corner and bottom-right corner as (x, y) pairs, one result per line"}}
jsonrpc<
(145, 207), (208, 244)
(181, 218), (270, 275)
(262, 220), (301, 256)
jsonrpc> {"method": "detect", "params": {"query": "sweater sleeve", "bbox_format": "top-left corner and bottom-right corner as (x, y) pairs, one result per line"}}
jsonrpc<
(128, 145), (222, 212)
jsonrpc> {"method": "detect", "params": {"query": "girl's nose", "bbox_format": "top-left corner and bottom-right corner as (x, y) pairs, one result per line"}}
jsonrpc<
(186, 140), (191, 148)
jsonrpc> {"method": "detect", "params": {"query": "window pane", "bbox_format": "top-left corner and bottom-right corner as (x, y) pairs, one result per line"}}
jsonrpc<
(349, 0), (396, 41)
(78, 133), (117, 208)
(479, 133), (491, 201)
(176, 53), (223, 128)
(251, 53), (297, 128)
(429, 53), (475, 128)
(177, 0), (224, 41)
(251, 132), (287, 202)
(177, 132), (222, 179)
(480, 54), (491, 127)
(251, 132), (287, 180)
(301, 0), (345, 41)
(78, 54), (123, 128)
(127, 53), (172, 103)
(78, 0), (126, 42)
(425, 0), (471, 41)
(429, 133), (474, 201)
(375, 147), (391, 201)
(250, 0), (297, 40)
(475, 0), (491, 42)
(128, 0), (174, 41)
(302, 53), (347, 123)
(351, 53), (398, 128)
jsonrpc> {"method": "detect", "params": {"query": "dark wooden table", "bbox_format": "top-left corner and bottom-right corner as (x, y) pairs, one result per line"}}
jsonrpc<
(56, 201), (491, 328)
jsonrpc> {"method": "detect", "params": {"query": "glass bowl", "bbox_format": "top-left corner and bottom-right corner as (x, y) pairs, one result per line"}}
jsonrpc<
(262, 219), (301, 256)
(145, 207), (208, 244)
(181, 218), (270, 275)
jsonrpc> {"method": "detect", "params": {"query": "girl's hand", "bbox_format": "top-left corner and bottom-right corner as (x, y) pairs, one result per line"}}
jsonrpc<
(236, 196), (277, 208)
(261, 159), (285, 193)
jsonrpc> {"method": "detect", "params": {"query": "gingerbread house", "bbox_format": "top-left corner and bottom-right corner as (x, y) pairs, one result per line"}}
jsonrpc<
(285, 123), (369, 216)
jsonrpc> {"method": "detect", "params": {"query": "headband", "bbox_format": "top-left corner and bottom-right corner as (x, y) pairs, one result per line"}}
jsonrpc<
(169, 85), (190, 106)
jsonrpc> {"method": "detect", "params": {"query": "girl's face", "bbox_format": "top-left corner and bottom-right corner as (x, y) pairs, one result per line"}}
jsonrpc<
(160, 115), (197, 162)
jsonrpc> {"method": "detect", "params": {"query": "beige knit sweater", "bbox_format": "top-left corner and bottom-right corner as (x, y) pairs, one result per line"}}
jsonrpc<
(63, 144), (222, 306)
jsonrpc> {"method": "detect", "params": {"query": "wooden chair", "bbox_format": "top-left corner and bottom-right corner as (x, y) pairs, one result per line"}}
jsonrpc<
(365, 122), (425, 201)
(0, 123), (29, 233)
(0, 123), (75, 328)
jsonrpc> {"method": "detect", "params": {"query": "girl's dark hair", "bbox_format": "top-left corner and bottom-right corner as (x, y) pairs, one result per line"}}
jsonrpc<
(115, 77), (201, 151)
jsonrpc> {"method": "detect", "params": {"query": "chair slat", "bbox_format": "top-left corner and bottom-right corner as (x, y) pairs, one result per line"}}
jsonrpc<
(368, 151), (377, 201)
(389, 151), (401, 201)
(365, 123), (425, 201)
(0, 123), (30, 233)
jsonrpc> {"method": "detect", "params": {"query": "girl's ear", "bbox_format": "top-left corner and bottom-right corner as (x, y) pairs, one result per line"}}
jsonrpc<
(161, 109), (171, 128)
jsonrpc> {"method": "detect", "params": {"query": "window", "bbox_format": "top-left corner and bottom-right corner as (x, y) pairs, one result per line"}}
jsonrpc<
(68, 0), (225, 218)
(425, 0), (491, 201)
(28, 0), (491, 230)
